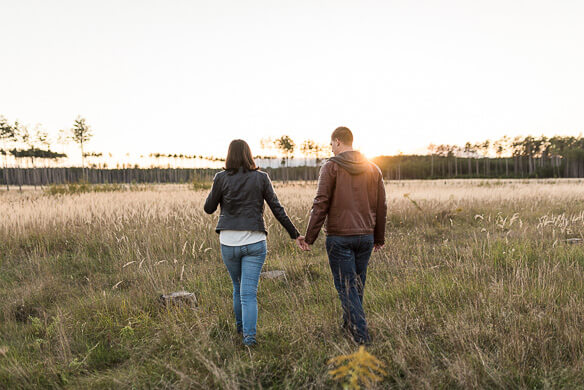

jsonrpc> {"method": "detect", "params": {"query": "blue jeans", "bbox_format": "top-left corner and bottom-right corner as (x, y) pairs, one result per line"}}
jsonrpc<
(220, 240), (267, 345)
(326, 234), (374, 343)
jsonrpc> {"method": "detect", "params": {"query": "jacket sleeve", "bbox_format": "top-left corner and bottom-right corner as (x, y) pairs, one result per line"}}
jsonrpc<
(374, 172), (387, 245)
(304, 162), (336, 245)
(204, 173), (222, 214)
(263, 173), (300, 239)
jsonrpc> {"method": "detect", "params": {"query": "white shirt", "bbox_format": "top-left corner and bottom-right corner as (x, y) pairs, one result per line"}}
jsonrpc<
(219, 230), (266, 246)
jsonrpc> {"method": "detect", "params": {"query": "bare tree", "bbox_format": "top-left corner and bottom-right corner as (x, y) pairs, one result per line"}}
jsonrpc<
(493, 136), (510, 176)
(11, 121), (24, 190)
(19, 125), (32, 155)
(451, 145), (460, 176)
(472, 142), (484, 176)
(435, 144), (449, 176)
(29, 125), (47, 188)
(0, 116), (15, 190)
(300, 139), (324, 180)
(71, 116), (93, 180)
(259, 137), (275, 155)
(463, 142), (475, 176)
(56, 129), (70, 156)
(427, 143), (437, 177)
(302, 140), (327, 164)
(480, 140), (490, 176)
(35, 126), (51, 169)
(275, 135), (295, 182)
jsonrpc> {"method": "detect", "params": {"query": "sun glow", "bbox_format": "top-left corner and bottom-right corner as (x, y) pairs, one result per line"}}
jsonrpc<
(1, 1), (583, 165)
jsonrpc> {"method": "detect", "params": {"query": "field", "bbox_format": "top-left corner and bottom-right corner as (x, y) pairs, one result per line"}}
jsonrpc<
(2, 179), (584, 389)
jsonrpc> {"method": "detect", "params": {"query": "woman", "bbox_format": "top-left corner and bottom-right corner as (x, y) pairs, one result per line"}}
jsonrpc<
(204, 139), (304, 346)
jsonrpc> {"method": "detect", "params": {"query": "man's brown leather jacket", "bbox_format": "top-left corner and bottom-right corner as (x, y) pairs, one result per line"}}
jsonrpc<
(304, 151), (387, 245)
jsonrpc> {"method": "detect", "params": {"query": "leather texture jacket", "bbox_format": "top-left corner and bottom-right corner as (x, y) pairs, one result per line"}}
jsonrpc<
(304, 151), (387, 245)
(204, 168), (300, 239)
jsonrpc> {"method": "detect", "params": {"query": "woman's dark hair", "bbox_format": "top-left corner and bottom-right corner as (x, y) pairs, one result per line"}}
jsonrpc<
(225, 139), (259, 174)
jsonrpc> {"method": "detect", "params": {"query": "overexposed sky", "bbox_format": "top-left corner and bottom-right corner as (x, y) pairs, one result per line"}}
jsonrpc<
(1, 0), (583, 159)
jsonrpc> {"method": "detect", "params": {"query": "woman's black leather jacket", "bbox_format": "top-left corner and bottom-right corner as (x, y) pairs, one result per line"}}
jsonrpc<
(204, 168), (299, 239)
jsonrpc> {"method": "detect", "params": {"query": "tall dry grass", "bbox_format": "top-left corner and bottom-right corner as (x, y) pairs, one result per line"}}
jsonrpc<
(1, 179), (584, 388)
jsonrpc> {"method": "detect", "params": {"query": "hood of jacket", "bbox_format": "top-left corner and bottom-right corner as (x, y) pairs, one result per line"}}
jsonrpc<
(328, 150), (370, 175)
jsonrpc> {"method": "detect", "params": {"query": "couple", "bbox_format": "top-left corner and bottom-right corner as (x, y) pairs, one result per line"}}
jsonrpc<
(204, 127), (387, 346)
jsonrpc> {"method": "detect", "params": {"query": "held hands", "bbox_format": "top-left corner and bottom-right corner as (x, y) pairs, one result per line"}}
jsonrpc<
(295, 236), (311, 251)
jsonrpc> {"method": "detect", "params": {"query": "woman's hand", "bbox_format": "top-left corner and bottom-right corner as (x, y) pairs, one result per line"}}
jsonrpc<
(296, 236), (311, 251)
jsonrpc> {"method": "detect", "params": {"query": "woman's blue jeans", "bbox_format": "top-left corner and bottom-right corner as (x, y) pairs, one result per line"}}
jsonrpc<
(220, 240), (267, 345)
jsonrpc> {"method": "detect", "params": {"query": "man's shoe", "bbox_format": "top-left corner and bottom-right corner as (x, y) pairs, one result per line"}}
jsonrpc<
(354, 334), (372, 346)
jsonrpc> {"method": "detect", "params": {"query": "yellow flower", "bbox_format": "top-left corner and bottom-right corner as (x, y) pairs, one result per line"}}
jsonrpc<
(328, 346), (386, 389)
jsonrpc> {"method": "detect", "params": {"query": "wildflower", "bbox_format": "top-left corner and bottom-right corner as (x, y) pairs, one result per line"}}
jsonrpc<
(328, 346), (386, 389)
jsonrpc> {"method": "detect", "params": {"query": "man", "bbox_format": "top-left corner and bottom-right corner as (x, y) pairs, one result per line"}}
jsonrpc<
(297, 127), (387, 345)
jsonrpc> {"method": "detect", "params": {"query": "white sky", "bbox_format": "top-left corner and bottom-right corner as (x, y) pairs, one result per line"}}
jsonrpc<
(1, 0), (583, 160)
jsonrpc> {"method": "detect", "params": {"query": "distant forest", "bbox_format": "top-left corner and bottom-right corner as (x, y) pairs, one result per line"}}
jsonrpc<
(373, 135), (584, 180)
(3, 114), (584, 186)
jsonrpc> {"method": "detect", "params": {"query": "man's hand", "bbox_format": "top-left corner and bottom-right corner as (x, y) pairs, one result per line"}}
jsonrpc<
(373, 243), (385, 252)
(296, 236), (311, 251)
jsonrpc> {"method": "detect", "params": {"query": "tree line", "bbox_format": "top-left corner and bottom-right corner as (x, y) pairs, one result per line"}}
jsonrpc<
(3, 112), (584, 187)
(0, 118), (334, 187)
(0, 115), (93, 189)
(401, 135), (584, 179)
(6, 131), (584, 187)
(261, 134), (584, 180)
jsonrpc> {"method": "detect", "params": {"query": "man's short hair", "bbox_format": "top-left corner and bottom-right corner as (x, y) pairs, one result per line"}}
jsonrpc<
(331, 126), (353, 145)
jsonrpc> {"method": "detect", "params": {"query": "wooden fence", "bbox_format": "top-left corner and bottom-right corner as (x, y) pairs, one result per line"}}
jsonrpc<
(0, 166), (323, 187)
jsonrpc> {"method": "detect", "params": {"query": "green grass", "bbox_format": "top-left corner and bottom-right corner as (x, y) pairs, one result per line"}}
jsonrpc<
(2, 181), (584, 388)
(44, 182), (152, 195)
(191, 180), (212, 191)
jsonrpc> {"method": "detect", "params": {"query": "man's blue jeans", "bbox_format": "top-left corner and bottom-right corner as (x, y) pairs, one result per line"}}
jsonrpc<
(220, 240), (267, 345)
(326, 234), (374, 343)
